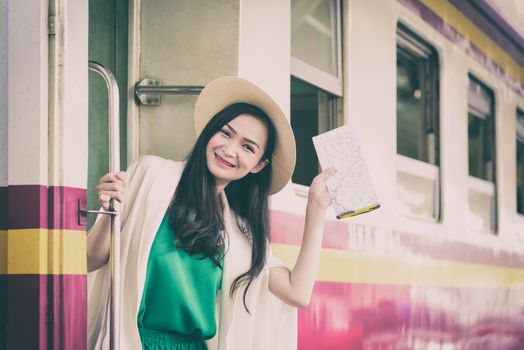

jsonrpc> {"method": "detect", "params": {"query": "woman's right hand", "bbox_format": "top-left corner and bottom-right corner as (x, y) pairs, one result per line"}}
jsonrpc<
(95, 171), (128, 210)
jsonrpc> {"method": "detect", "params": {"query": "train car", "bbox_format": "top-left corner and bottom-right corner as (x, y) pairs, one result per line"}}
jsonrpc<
(1, 0), (524, 349)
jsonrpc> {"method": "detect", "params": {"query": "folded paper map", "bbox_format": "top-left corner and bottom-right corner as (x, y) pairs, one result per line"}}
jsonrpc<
(312, 125), (380, 219)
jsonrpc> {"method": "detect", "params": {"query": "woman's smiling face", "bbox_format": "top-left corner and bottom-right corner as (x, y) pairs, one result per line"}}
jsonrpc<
(206, 114), (269, 191)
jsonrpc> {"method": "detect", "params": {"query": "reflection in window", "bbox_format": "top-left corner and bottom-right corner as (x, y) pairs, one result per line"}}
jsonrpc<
(291, 78), (340, 186)
(291, 0), (340, 76)
(468, 81), (495, 181)
(397, 49), (425, 161)
(397, 23), (439, 165)
(517, 109), (524, 214)
(396, 23), (440, 220)
(468, 76), (497, 232)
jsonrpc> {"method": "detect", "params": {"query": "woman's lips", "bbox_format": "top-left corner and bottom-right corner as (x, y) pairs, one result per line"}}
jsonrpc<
(214, 153), (235, 168)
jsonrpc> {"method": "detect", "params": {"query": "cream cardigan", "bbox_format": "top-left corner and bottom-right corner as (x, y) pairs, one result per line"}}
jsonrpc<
(87, 155), (297, 349)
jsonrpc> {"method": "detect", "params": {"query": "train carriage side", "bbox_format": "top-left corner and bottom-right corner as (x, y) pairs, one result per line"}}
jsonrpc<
(1, 0), (524, 349)
(273, 0), (524, 349)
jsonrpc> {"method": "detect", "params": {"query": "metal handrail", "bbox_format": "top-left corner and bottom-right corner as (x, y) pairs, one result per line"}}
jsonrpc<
(136, 85), (203, 94)
(134, 78), (203, 106)
(88, 60), (121, 350)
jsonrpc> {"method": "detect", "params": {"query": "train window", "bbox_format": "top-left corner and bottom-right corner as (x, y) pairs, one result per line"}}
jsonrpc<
(396, 23), (440, 220)
(291, 0), (342, 96)
(467, 76), (497, 232)
(517, 109), (524, 215)
(290, 77), (342, 186)
(290, 0), (343, 188)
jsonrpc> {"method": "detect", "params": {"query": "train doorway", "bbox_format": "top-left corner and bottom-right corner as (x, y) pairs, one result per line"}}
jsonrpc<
(88, 0), (129, 229)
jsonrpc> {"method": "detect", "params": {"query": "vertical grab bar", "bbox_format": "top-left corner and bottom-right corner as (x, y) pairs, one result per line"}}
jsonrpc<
(88, 61), (121, 350)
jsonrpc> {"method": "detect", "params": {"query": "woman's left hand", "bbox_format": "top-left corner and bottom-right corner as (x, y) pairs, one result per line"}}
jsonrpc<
(307, 166), (337, 210)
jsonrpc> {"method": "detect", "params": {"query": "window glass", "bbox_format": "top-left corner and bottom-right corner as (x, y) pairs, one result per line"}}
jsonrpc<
(291, 0), (339, 76)
(291, 78), (340, 186)
(468, 79), (495, 182)
(396, 23), (440, 221)
(467, 76), (496, 232)
(397, 47), (425, 160)
(468, 113), (494, 181)
(517, 109), (524, 214)
(396, 24), (439, 165)
(290, 1), (342, 188)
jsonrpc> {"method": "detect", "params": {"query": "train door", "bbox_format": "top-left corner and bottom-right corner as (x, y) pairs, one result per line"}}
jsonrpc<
(130, 1), (240, 163)
(87, 0), (238, 203)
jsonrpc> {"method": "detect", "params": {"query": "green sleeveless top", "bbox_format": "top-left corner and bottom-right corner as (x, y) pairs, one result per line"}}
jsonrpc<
(137, 211), (223, 349)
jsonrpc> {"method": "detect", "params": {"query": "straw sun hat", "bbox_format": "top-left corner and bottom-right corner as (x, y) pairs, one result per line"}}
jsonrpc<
(194, 76), (296, 195)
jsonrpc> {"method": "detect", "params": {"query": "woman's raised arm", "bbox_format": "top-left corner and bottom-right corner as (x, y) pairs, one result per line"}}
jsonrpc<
(268, 167), (335, 307)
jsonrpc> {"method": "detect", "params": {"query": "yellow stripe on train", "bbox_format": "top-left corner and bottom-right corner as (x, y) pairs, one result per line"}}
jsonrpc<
(0, 229), (86, 275)
(0, 230), (6, 274)
(272, 243), (524, 288)
(421, 0), (524, 84)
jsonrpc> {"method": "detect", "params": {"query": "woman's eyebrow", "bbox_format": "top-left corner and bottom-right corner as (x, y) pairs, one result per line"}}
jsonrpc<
(225, 123), (260, 149)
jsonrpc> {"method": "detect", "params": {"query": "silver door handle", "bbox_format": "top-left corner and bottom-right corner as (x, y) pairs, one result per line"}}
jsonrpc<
(134, 78), (203, 106)
(77, 198), (117, 219)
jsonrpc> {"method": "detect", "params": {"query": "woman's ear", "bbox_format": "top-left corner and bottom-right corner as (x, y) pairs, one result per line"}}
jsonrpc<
(250, 159), (269, 174)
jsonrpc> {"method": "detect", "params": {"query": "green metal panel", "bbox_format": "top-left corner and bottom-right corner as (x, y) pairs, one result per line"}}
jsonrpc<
(88, 0), (128, 228)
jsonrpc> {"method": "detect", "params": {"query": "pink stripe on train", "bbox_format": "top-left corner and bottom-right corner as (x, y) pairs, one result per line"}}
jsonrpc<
(299, 281), (524, 350)
(0, 185), (86, 230)
(269, 210), (524, 269)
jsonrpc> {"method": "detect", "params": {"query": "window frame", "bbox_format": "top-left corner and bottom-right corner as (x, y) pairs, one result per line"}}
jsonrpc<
(290, 77), (343, 192)
(395, 22), (441, 222)
(290, 0), (344, 192)
(516, 108), (524, 216)
(397, 154), (440, 222)
(396, 22), (440, 166)
(290, 0), (343, 96)
(467, 74), (498, 233)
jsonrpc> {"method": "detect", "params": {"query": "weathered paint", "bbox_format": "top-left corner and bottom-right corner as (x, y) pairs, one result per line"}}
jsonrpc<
(0, 184), (87, 349)
(448, 0), (524, 68)
(400, 0), (524, 97)
(270, 209), (524, 349)
(298, 282), (524, 350)
(270, 211), (524, 269)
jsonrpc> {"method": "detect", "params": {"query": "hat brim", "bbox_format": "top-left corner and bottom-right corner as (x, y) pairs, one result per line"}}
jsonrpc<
(194, 76), (296, 194)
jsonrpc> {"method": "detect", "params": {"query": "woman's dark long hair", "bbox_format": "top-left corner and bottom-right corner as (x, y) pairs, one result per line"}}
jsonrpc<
(168, 102), (276, 313)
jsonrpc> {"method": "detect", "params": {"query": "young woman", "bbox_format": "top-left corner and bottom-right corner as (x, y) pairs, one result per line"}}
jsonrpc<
(87, 76), (335, 350)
